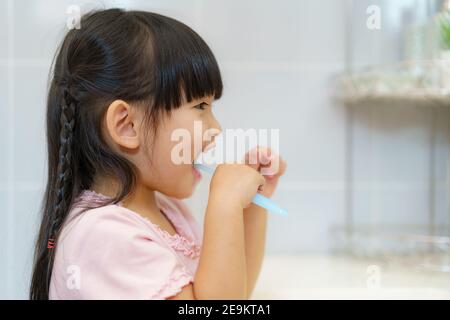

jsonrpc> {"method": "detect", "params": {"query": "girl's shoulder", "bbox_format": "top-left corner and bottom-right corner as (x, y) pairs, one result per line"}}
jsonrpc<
(51, 190), (201, 299)
(63, 190), (151, 239)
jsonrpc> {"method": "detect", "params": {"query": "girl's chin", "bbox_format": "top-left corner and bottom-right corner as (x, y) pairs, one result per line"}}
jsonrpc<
(163, 185), (193, 199)
(164, 166), (201, 199)
(174, 175), (199, 199)
(173, 185), (196, 199)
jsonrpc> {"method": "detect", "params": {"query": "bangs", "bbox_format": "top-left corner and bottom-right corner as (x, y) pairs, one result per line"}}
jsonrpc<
(130, 11), (223, 111)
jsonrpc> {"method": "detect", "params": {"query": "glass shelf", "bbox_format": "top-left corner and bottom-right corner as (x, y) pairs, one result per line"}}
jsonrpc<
(338, 60), (450, 106)
(331, 224), (450, 273)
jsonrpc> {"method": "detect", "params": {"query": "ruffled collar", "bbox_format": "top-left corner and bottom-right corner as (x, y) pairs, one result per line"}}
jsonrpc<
(77, 189), (201, 259)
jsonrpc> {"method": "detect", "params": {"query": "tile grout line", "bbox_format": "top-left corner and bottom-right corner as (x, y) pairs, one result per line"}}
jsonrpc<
(6, 0), (15, 298)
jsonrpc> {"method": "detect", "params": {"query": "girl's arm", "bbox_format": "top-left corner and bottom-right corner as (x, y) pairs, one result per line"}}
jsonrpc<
(167, 197), (246, 299)
(168, 164), (265, 300)
(243, 204), (268, 298)
(169, 151), (285, 300)
(241, 147), (286, 298)
(194, 194), (248, 299)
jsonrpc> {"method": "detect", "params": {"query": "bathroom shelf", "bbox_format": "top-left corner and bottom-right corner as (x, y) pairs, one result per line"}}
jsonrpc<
(339, 90), (450, 107)
(330, 224), (450, 273)
(335, 60), (450, 271)
(338, 60), (450, 107)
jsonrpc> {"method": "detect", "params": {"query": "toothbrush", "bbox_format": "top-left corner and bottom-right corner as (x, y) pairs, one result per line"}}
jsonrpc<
(194, 163), (288, 216)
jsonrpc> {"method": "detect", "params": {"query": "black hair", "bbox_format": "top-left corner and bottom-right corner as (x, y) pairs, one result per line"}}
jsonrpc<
(30, 8), (222, 300)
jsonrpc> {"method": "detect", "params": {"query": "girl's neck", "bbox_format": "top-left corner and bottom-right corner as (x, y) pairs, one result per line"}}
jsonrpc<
(90, 175), (161, 221)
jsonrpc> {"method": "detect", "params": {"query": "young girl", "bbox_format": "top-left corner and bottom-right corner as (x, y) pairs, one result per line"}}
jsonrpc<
(30, 8), (286, 300)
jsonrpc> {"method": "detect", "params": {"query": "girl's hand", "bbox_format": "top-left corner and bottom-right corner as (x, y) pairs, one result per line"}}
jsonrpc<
(210, 163), (266, 210)
(243, 147), (287, 198)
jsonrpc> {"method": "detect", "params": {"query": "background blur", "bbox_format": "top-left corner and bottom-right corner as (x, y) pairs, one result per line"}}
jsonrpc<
(1, 0), (450, 299)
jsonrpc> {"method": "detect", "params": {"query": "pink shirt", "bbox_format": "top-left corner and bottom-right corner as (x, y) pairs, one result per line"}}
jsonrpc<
(49, 190), (203, 299)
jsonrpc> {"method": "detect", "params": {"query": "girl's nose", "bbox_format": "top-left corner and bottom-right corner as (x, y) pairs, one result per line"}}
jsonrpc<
(210, 115), (222, 135)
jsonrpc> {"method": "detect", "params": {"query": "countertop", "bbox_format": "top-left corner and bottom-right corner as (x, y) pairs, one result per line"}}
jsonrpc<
(251, 255), (450, 299)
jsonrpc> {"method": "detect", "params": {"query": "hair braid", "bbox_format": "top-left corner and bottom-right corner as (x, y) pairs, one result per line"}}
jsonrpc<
(49, 88), (77, 243)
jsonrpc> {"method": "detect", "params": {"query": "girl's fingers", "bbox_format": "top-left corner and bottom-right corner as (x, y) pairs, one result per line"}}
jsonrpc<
(243, 146), (286, 178)
(273, 157), (287, 177)
(244, 146), (265, 170)
(260, 151), (286, 179)
(260, 150), (278, 176)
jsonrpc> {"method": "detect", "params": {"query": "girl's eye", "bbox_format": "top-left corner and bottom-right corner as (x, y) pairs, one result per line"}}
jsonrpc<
(194, 102), (208, 110)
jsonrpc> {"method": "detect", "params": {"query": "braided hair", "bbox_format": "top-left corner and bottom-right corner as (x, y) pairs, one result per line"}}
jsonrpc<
(31, 81), (79, 299)
(50, 87), (77, 239)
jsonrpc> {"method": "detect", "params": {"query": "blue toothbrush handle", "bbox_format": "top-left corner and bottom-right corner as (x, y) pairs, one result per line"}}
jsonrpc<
(252, 193), (288, 216)
(194, 163), (288, 216)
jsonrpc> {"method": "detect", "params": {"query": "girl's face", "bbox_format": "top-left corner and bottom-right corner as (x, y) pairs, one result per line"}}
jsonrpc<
(137, 95), (221, 199)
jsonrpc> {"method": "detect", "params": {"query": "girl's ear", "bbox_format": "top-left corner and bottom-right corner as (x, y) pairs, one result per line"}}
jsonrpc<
(105, 100), (140, 150)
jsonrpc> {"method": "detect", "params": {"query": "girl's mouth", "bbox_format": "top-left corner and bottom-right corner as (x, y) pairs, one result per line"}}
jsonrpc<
(192, 162), (202, 180)
(192, 143), (214, 181)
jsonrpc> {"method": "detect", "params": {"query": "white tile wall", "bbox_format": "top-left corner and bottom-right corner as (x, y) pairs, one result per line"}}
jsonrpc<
(0, 4), (7, 61)
(13, 66), (48, 185)
(9, 189), (43, 299)
(0, 187), (7, 297)
(350, 104), (450, 228)
(0, 68), (7, 183)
